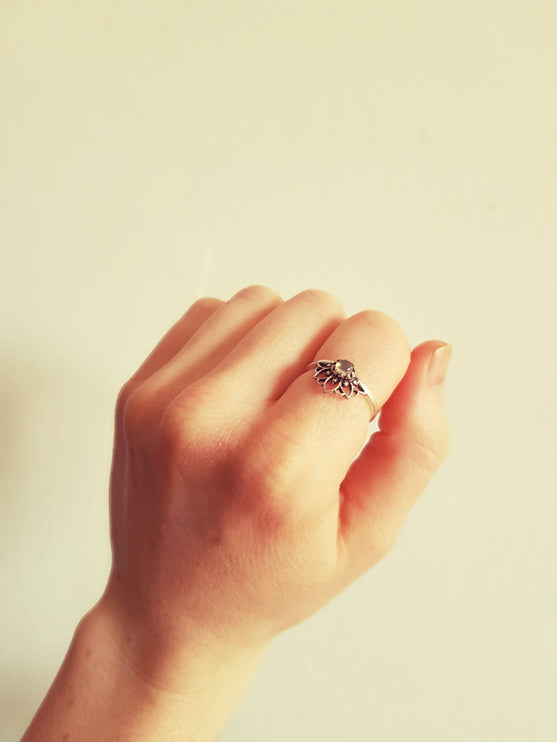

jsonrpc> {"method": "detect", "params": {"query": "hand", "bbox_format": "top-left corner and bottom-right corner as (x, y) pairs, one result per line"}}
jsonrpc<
(101, 285), (451, 688)
(22, 285), (452, 742)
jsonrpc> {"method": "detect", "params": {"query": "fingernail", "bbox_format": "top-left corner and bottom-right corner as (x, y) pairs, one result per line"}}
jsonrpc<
(427, 343), (453, 387)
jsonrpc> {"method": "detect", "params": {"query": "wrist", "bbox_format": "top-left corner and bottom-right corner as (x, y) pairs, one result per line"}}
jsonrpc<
(22, 594), (269, 742)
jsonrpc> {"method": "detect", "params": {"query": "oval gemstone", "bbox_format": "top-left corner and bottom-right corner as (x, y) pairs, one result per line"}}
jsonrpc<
(334, 359), (354, 377)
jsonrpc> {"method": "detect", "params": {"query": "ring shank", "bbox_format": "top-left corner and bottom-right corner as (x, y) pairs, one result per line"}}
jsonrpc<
(356, 379), (379, 420)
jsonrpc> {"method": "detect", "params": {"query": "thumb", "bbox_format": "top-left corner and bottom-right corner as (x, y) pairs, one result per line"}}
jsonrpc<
(337, 340), (452, 574)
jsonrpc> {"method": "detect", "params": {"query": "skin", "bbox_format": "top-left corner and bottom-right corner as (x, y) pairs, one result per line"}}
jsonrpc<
(21, 286), (452, 741)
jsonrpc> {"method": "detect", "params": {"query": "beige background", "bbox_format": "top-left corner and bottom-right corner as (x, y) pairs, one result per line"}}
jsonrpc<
(1, 2), (556, 740)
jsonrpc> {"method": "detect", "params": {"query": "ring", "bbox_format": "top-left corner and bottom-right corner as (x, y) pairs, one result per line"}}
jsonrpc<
(305, 359), (380, 421)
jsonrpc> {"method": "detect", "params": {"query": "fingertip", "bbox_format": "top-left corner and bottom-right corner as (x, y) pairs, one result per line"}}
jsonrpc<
(383, 340), (451, 405)
(377, 339), (451, 451)
(427, 343), (453, 388)
(411, 339), (451, 364)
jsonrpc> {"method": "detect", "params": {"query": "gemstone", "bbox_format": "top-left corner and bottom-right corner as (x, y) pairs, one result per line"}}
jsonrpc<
(334, 359), (354, 378)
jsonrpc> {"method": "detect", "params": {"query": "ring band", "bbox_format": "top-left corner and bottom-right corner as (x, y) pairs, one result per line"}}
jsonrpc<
(305, 359), (380, 421)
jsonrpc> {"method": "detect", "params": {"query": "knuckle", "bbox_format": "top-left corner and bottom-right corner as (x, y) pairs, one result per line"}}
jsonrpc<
(156, 382), (231, 473)
(296, 288), (345, 319)
(115, 379), (135, 419)
(358, 310), (410, 352)
(122, 382), (159, 436)
(157, 403), (193, 461)
(188, 296), (224, 318)
(158, 387), (207, 452)
(356, 310), (411, 375)
(157, 405), (206, 475)
(230, 284), (282, 306)
(232, 444), (297, 531)
(234, 449), (278, 502)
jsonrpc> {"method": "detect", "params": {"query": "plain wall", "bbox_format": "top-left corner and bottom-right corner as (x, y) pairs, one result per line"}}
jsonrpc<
(1, 2), (556, 740)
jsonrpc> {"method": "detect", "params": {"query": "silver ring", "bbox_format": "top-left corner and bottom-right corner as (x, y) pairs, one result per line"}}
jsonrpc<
(305, 359), (380, 421)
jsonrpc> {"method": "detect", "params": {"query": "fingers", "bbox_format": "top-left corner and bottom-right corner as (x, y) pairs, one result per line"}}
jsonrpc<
(121, 287), (344, 460)
(241, 310), (411, 512)
(173, 288), (347, 415)
(120, 296), (224, 401)
(138, 285), (284, 406)
(338, 340), (452, 574)
(122, 286), (284, 430)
